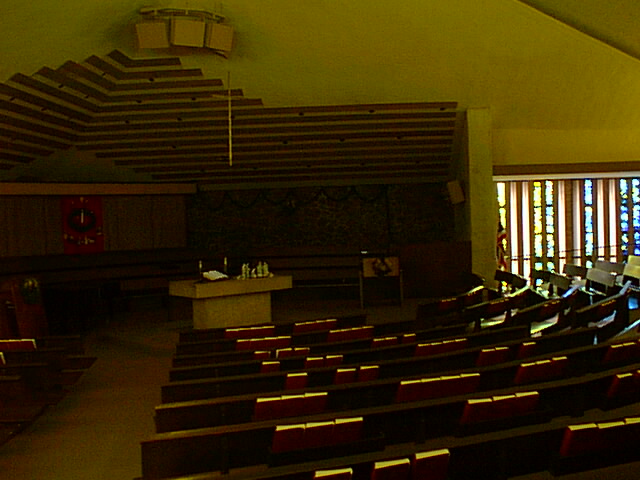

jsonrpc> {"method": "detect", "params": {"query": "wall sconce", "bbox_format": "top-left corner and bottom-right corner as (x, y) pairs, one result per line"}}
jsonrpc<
(135, 7), (234, 57)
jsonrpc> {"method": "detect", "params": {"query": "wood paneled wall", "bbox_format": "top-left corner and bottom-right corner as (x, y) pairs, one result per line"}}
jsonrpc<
(0, 195), (187, 257)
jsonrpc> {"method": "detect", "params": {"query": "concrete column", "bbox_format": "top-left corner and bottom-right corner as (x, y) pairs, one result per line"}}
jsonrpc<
(466, 108), (497, 285)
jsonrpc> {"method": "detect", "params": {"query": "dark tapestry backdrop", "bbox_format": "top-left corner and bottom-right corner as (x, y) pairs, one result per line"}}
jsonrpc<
(186, 183), (453, 257)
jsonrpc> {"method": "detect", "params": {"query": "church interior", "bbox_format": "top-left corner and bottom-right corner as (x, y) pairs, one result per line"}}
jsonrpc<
(2, 1), (640, 478)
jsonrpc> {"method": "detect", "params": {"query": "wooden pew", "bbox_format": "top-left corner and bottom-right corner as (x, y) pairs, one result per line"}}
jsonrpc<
(168, 325), (531, 383)
(161, 327), (596, 403)
(140, 358), (640, 479)
(0, 373), (49, 430)
(551, 414), (640, 475)
(494, 270), (528, 293)
(570, 281), (631, 341)
(414, 285), (491, 324)
(595, 259), (625, 276)
(155, 330), (616, 432)
(175, 323), (380, 357)
(155, 332), (638, 433)
(178, 314), (368, 344)
(171, 287), (544, 371)
(509, 284), (581, 330)
(140, 409), (640, 480)
(0, 336), (96, 387)
(416, 285), (543, 330)
(172, 322), (469, 368)
(563, 263), (587, 279)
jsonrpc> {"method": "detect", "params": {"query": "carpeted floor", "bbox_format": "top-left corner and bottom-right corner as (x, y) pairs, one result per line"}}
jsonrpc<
(0, 292), (638, 480)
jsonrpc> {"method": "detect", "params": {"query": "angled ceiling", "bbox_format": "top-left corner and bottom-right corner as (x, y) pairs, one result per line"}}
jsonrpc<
(519, 0), (640, 62)
(0, 50), (462, 189)
(1, 0), (640, 187)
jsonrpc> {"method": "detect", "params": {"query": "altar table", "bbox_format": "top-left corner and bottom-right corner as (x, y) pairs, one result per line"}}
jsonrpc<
(169, 276), (292, 329)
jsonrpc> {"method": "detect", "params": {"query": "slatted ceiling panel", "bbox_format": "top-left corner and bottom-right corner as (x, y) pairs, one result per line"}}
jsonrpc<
(79, 127), (454, 152)
(101, 136), (450, 158)
(0, 130), (70, 151)
(80, 123), (452, 144)
(56, 61), (227, 92)
(0, 50), (462, 186)
(84, 54), (203, 80)
(147, 165), (451, 181)
(36, 67), (227, 104)
(0, 152), (34, 163)
(106, 148), (451, 166)
(154, 168), (451, 184)
(9, 73), (104, 113)
(107, 49), (183, 68)
(122, 153), (453, 168)
(84, 97), (261, 119)
(0, 99), (82, 130)
(132, 154), (451, 170)
(0, 113), (77, 142)
(0, 141), (51, 156)
(0, 84), (92, 122)
(92, 134), (452, 157)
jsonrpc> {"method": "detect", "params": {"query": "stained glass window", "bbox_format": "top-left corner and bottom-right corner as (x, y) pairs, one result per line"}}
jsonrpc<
(584, 180), (593, 267)
(620, 179), (629, 256)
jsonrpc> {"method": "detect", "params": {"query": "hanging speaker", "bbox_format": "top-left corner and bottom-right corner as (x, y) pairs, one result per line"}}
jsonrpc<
(135, 21), (170, 49)
(205, 22), (234, 54)
(170, 16), (206, 47)
(447, 180), (465, 204)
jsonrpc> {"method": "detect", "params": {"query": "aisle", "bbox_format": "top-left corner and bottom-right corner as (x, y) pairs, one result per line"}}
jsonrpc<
(0, 306), (177, 480)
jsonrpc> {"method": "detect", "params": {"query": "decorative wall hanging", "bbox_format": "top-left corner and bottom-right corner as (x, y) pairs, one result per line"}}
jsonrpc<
(61, 196), (105, 254)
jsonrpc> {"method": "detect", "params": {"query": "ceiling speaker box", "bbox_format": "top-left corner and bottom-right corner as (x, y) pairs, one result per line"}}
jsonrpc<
(135, 21), (170, 49)
(170, 16), (206, 47)
(205, 22), (234, 53)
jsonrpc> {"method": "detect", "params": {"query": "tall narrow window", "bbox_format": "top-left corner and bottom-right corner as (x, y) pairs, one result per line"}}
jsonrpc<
(583, 180), (594, 268)
(620, 178), (630, 256)
(633, 179), (640, 255)
(496, 176), (632, 278)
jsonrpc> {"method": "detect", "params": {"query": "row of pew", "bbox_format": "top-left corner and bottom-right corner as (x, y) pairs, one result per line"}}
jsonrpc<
(136, 275), (640, 479)
(0, 334), (96, 447)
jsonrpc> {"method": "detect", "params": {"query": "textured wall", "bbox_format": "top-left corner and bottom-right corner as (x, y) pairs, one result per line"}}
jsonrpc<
(187, 183), (452, 257)
(0, 195), (187, 257)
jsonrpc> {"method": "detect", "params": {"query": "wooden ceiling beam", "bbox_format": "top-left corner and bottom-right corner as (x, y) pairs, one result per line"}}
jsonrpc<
(58, 61), (225, 91)
(0, 140), (53, 156)
(107, 50), (182, 68)
(0, 83), (92, 122)
(36, 67), (233, 103)
(76, 109), (456, 129)
(0, 99), (82, 130)
(151, 168), (450, 183)
(0, 127), (71, 150)
(100, 144), (451, 160)
(82, 123), (454, 145)
(115, 153), (453, 167)
(86, 97), (262, 117)
(0, 152), (35, 163)
(85, 54), (204, 80)
(0, 114), (77, 142)
(231, 102), (458, 116)
(81, 129), (453, 149)
(9, 73), (102, 113)
(133, 159), (451, 174)
(78, 136), (450, 152)
(151, 165), (449, 179)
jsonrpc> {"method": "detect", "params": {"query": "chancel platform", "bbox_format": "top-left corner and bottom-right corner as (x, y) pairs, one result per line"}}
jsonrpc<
(169, 276), (293, 329)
